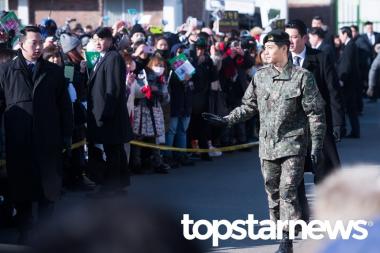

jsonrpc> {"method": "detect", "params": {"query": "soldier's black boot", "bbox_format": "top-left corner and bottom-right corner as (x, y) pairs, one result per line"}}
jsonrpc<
(275, 232), (293, 253)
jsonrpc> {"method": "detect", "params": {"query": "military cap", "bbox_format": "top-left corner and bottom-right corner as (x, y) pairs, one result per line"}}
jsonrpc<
(263, 29), (290, 44)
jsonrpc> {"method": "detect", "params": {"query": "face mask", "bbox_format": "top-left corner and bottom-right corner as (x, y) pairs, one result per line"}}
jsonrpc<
(156, 49), (169, 58)
(152, 66), (165, 76)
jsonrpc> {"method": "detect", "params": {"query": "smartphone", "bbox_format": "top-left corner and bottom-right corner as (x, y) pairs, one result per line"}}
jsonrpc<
(143, 46), (155, 54)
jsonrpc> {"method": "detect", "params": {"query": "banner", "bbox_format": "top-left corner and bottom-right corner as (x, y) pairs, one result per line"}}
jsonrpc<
(168, 53), (195, 81)
(85, 51), (100, 70)
(0, 11), (22, 34)
(0, 11), (23, 44)
(218, 11), (239, 33)
(149, 26), (163, 35)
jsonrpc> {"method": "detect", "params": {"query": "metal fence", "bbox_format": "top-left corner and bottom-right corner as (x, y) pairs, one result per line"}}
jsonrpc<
(336, 0), (380, 32)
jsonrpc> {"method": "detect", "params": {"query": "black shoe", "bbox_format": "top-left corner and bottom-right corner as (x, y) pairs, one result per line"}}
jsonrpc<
(66, 178), (96, 192)
(164, 157), (180, 169)
(275, 233), (293, 253)
(154, 163), (170, 174)
(201, 153), (213, 161)
(177, 156), (195, 166)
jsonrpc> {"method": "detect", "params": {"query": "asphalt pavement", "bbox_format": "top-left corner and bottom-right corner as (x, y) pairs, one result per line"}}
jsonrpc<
(0, 99), (379, 253)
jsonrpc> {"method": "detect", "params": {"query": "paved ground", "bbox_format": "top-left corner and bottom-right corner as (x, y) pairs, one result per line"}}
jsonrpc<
(1, 99), (379, 253)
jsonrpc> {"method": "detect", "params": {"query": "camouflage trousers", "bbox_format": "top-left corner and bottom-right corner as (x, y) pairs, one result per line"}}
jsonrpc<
(261, 156), (305, 231)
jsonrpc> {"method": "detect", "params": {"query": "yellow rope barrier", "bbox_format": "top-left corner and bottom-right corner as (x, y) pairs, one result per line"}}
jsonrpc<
(0, 139), (259, 166)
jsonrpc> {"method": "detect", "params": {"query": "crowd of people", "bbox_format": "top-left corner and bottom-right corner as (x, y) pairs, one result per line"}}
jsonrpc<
(0, 12), (379, 248)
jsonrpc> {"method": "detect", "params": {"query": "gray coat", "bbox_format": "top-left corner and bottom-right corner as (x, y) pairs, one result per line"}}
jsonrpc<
(368, 53), (380, 90)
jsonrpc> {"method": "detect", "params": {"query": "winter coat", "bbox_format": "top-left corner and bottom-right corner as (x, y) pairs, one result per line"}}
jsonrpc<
(0, 50), (73, 201)
(87, 48), (133, 144)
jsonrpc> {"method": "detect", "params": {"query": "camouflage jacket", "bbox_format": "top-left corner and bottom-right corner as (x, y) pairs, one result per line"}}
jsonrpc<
(225, 62), (326, 160)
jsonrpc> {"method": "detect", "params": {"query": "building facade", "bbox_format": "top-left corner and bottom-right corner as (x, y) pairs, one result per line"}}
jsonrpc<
(6, 0), (167, 28)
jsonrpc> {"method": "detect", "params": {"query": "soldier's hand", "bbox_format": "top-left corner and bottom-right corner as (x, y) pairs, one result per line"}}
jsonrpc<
(333, 126), (341, 142)
(367, 87), (374, 97)
(202, 112), (228, 127)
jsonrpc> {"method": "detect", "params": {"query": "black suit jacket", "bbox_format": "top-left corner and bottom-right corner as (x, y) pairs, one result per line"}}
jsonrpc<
(337, 40), (361, 95)
(355, 33), (380, 80)
(317, 41), (337, 63)
(358, 32), (380, 53)
(87, 48), (133, 144)
(302, 46), (345, 130)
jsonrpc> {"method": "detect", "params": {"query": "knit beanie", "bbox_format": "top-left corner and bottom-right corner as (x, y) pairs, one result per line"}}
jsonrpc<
(130, 24), (145, 37)
(60, 33), (80, 54)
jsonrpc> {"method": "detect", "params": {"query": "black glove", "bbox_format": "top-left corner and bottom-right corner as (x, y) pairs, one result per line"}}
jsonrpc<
(333, 126), (341, 142)
(201, 112), (228, 127)
(311, 149), (322, 172)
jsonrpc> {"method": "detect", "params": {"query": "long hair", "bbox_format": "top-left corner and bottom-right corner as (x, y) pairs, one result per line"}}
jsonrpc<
(66, 48), (84, 65)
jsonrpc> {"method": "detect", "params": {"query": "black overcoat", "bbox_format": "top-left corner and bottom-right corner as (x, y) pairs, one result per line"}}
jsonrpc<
(87, 49), (133, 145)
(302, 46), (344, 178)
(0, 51), (73, 201)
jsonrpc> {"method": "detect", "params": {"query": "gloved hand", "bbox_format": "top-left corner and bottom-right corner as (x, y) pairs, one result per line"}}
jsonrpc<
(333, 126), (341, 142)
(202, 112), (228, 127)
(311, 149), (322, 172)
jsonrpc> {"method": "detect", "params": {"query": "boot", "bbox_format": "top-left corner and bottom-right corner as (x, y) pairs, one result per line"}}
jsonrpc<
(163, 156), (180, 169)
(177, 155), (195, 166)
(275, 232), (293, 253)
(154, 163), (170, 174)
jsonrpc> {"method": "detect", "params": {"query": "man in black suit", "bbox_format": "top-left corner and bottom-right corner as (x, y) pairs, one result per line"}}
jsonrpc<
(351, 24), (366, 110)
(338, 26), (361, 139)
(87, 27), (133, 196)
(285, 19), (345, 222)
(0, 26), (73, 243)
(311, 16), (334, 46)
(356, 21), (380, 101)
(351, 25), (360, 40)
(308, 27), (337, 63)
(358, 21), (380, 58)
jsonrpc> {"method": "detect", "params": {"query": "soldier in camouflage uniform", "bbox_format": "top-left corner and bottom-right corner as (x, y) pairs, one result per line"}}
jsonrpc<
(203, 30), (326, 253)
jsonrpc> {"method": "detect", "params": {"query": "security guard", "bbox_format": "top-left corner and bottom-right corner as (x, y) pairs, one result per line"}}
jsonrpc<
(203, 30), (326, 253)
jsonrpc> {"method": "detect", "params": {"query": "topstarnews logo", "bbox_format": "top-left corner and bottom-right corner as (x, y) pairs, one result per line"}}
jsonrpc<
(181, 214), (370, 247)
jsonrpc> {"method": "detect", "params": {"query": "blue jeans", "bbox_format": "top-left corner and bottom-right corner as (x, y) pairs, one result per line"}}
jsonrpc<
(165, 116), (191, 157)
